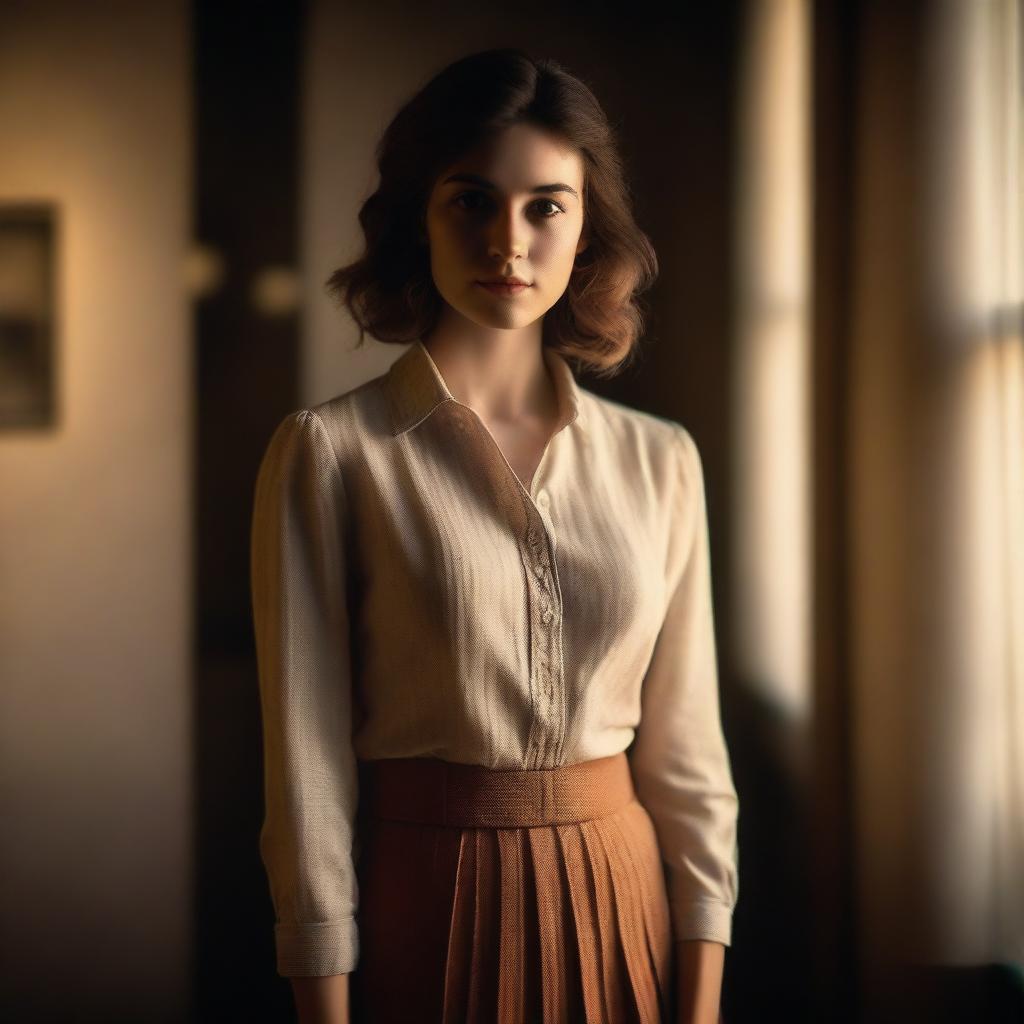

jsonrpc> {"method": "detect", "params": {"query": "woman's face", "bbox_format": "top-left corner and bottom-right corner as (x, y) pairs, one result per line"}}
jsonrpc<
(423, 122), (588, 331)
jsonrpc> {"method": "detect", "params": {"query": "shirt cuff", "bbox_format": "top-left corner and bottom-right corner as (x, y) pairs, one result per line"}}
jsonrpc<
(275, 917), (359, 976)
(671, 898), (734, 946)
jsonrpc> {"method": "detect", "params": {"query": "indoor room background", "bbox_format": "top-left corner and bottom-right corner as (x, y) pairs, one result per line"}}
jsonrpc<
(1, 1), (1021, 1021)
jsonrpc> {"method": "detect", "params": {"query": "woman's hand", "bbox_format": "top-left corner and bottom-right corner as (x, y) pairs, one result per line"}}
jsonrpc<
(674, 939), (725, 1024)
(290, 972), (350, 1024)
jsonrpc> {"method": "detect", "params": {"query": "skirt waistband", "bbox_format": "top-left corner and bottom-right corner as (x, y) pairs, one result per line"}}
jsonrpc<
(357, 751), (636, 828)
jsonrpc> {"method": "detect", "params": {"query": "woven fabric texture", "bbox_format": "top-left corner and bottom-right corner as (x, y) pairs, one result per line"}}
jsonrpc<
(250, 338), (740, 977)
(351, 752), (673, 1023)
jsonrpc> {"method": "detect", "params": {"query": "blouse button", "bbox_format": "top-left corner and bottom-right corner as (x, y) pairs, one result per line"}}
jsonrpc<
(537, 490), (550, 507)
(541, 607), (554, 624)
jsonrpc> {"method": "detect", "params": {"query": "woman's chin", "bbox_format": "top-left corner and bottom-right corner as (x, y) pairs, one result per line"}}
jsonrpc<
(459, 302), (540, 331)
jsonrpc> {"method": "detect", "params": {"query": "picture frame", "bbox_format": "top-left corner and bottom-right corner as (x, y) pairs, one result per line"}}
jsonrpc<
(0, 202), (58, 428)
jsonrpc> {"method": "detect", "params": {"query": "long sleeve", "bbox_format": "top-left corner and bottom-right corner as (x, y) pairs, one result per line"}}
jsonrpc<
(250, 408), (360, 976)
(627, 424), (740, 946)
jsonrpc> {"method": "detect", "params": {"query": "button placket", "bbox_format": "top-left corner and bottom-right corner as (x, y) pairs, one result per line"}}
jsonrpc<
(522, 502), (564, 767)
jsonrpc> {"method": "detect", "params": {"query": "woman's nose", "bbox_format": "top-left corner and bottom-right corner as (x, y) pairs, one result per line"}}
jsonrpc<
(486, 205), (527, 261)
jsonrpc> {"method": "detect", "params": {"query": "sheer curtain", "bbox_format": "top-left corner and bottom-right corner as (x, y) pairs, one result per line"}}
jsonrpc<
(920, 0), (1024, 969)
(737, 0), (1024, 1017)
(835, 0), (1024, 999)
(841, 0), (1023, 1007)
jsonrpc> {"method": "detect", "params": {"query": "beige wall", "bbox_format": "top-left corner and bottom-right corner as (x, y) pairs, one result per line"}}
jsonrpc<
(302, 3), (487, 403)
(0, 2), (192, 1018)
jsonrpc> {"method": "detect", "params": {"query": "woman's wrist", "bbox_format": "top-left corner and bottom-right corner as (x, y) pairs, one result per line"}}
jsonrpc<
(674, 939), (725, 1024)
(290, 972), (350, 1024)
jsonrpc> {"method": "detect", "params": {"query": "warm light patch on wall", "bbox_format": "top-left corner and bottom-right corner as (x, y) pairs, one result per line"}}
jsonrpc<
(182, 243), (224, 299)
(250, 264), (302, 316)
(732, 0), (812, 724)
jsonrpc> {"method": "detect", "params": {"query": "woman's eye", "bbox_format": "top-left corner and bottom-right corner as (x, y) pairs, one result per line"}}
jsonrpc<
(453, 193), (565, 218)
(534, 198), (565, 218)
(454, 192), (487, 211)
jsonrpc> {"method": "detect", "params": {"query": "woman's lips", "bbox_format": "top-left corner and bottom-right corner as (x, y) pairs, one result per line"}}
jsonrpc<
(476, 281), (531, 297)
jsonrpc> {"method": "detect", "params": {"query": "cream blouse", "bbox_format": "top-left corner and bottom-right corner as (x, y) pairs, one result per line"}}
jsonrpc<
(250, 338), (740, 978)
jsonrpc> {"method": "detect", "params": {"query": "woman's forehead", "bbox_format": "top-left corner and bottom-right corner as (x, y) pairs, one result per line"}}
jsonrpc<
(438, 127), (584, 192)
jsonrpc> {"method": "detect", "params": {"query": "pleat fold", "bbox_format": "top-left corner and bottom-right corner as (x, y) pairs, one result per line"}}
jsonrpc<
(496, 829), (527, 1019)
(437, 801), (674, 1024)
(468, 830), (501, 1020)
(441, 828), (475, 1024)
(526, 826), (574, 1022)
(596, 809), (666, 1023)
(613, 801), (672, 1010)
(580, 820), (630, 1022)
(555, 822), (607, 1022)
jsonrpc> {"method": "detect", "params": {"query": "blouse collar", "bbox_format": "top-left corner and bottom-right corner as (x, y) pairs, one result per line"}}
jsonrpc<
(386, 337), (587, 437)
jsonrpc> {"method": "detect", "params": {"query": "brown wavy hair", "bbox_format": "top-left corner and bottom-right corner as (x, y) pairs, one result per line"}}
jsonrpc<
(325, 48), (659, 378)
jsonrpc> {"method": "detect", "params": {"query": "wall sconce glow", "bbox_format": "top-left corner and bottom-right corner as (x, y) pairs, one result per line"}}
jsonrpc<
(182, 244), (225, 299)
(250, 265), (301, 316)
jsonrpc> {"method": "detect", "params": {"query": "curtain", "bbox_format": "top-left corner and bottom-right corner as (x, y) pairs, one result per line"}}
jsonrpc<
(844, 0), (1024, 974)
(738, 0), (1024, 1019)
(834, 0), (1024, 1015)
(915, 0), (1024, 973)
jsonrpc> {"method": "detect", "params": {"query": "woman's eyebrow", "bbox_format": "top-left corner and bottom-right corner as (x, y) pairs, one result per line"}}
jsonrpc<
(441, 172), (579, 199)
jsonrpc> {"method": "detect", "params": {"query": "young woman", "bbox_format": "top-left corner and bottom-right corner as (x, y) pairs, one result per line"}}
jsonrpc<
(250, 48), (739, 1024)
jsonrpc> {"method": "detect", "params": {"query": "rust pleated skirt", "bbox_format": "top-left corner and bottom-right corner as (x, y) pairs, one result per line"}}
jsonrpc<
(350, 751), (681, 1024)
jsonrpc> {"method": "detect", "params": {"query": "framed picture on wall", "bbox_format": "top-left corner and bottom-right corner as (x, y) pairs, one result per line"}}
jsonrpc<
(0, 203), (57, 428)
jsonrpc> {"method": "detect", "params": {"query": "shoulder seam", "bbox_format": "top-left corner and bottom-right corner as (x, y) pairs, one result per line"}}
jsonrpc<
(305, 407), (349, 507)
(672, 422), (704, 575)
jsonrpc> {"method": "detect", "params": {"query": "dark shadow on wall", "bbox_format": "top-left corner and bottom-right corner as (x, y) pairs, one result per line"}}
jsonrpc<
(718, 681), (817, 1024)
(191, 1), (306, 1022)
